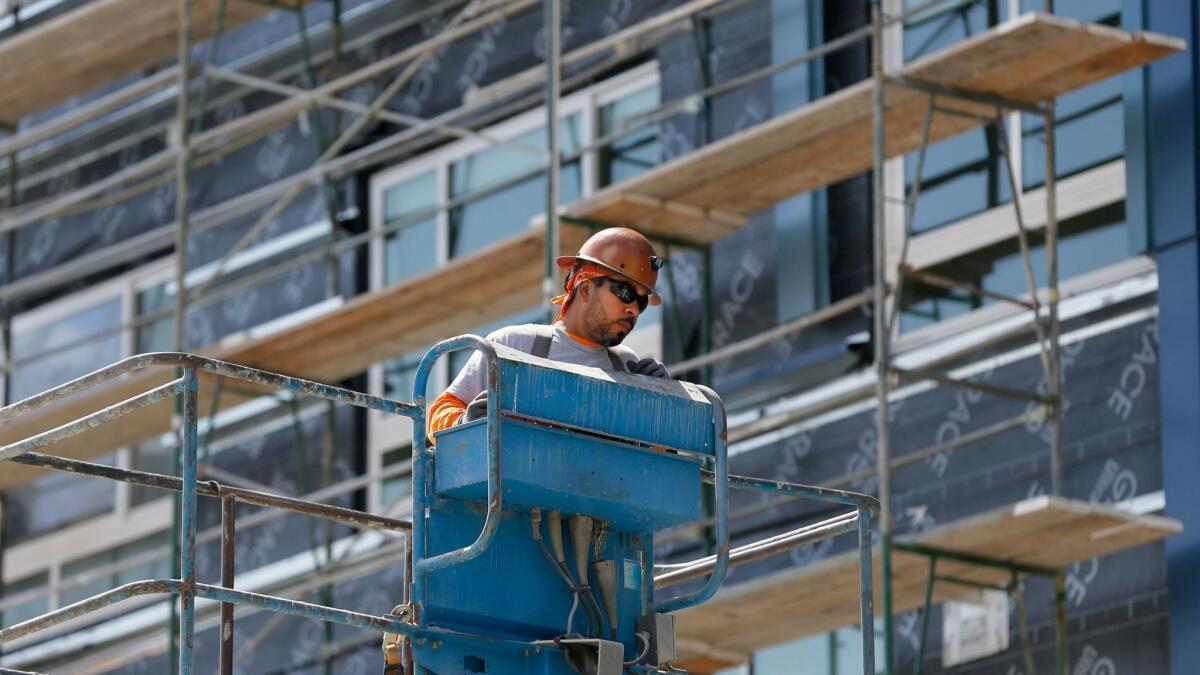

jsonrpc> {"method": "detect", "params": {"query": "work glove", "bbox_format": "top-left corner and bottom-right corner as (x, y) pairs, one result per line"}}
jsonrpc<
(462, 390), (489, 423)
(626, 357), (670, 379)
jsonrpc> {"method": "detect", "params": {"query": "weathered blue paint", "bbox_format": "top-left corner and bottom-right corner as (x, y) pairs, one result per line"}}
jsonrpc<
(179, 367), (199, 675)
(412, 335), (505, 579)
(435, 418), (702, 532)
(1143, 1), (1200, 673)
(858, 508), (875, 675)
(654, 384), (730, 614)
(490, 343), (717, 454)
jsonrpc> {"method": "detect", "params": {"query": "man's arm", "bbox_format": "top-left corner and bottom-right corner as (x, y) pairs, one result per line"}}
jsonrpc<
(429, 391), (468, 435)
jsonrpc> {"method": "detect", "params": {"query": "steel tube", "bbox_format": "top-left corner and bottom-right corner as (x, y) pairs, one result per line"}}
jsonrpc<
(829, 408), (1045, 489)
(0, 378), (185, 462)
(892, 366), (1054, 404)
(542, 0), (561, 319)
(0, 580), (414, 645)
(888, 95), (936, 336)
(0, 352), (421, 424)
(670, 290), (874, 374)
(858, 508), (876, 675)
(1044, 106), (1063, 497)
(914, 557), (937, 675)
(0, 67), (180, 160)
(219, 494), (235, 675)
(893, 542), (1056, 578)
(654, 513), (859, 588)
(5, 452), (412, 533)
(653, 385), (729, 612)
(1055, 572), (1068, 675)
(202, 66), (543, 157)
(993, 116), (1056, 381)
(411, 335), (504, 577)
(899, 265), (1037, 309)
(885, 75), (1044, 115)
(179, 368), (199, 675)
(654, 512), (858, 574)
(0, 580), (179, 644)
(1013, 572), (1038, 675)
(871, 3), (896, 672)
(707, 470), (880, 512)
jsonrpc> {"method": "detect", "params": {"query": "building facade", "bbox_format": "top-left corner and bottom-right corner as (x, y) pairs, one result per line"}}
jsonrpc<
(0, 0), (1193, 673)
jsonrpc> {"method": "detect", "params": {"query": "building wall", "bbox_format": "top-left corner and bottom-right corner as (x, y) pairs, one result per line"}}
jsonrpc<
(0, 0), (1184, 673)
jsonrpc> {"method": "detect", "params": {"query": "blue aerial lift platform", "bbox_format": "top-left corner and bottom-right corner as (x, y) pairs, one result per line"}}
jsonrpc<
(402, 335), (878, 674)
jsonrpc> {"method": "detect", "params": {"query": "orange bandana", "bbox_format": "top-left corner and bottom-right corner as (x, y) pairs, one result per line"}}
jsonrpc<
(549, 264), (609, 323)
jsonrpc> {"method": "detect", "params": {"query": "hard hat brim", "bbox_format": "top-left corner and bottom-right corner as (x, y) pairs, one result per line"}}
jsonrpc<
(556, 255), (662, 306)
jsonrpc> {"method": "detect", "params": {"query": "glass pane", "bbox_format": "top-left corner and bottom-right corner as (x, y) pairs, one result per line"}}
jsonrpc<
(60, 531), (169, 606)
(2, 452), (117, 545)
(599, 85), (662, 187)
(384, 347), (435, 400)
(383, 171), (437, 223)
(449, 164), (581, 259)
(130, 436), (175, 507)
(384, 218), (438, 287)
(2, 572), (50, 626)
(381, 444), (413, 506)
(137, 283), (174, 354)
(450, 115), (581, 199)
(900, 205), (1131, 332)
(11, 297), (122, 401)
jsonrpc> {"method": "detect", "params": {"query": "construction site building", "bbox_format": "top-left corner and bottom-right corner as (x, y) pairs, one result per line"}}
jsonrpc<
(0, 0), (1195, 673)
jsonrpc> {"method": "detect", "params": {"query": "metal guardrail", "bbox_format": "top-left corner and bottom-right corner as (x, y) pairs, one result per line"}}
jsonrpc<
(0, 348), (879, 674)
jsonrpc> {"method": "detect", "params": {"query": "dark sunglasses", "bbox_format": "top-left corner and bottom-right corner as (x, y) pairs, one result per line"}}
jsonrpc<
(602, 277), (650, 312)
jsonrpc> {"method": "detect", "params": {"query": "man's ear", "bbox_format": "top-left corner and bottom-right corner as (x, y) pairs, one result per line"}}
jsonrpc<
(577, 279), (593, 301)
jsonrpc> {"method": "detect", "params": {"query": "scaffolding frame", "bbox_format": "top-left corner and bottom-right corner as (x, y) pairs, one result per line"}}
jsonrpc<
(0, 349), (880, 674)
(0, 0), (1177, 672)
(868, 1), (1066, 673)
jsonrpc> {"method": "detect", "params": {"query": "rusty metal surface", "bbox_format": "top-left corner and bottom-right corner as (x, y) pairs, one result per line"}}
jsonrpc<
(0, 352), (420, 425)
(6, 451), (412, 532)
(0, 377), (185, 462)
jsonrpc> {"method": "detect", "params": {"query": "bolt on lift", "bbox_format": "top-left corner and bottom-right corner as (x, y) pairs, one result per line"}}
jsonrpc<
(0, 337), (878, 675)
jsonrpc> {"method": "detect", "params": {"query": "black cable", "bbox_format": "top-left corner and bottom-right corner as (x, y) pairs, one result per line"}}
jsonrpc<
(533, 516), (599, 637)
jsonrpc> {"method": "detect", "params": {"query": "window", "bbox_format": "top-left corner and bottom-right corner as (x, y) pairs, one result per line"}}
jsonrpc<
(900, 203), (1130, 332)
(380, 444), (413, 507)
(598, 84), (662, 187)
(3, 452), (118, 546)
(10, 295), (122, 401)
(383, 170), (439, 286)
(60, 531), (170, 606)
(449, 117), (582, 258)
(1, 572), (50, 626)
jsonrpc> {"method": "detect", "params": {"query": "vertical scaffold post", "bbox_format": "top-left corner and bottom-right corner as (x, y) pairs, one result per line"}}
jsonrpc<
(870, 1), (895, 674)
(169, 1), (193, 671)
(219, 493), (236, 675)
(1055, 571), (1068, 675)
(179, 366), (200, 675)
(858, 508), (876, 675)
(543, 0), (561, 322)
(1044, 102), (1063, 497)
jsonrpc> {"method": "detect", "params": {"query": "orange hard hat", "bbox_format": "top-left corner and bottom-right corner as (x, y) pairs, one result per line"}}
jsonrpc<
(557, 227), (663, 306)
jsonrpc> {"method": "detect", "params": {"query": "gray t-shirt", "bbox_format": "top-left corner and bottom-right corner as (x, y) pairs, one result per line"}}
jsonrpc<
(445, 323), (640, 403)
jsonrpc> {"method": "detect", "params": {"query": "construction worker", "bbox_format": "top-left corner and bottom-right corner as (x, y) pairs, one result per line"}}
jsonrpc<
(428, 226), (670, 434)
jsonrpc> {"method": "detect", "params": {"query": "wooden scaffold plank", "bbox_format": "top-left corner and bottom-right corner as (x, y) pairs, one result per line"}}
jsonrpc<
(673, 496), (1182, 669)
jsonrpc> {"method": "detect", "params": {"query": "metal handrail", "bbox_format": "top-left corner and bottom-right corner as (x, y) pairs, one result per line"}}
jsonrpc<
(410, 335), (504, 579)
(0, 352), (424, 673)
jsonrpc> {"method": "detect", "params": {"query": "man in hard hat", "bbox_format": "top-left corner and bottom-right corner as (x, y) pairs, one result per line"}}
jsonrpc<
(428, 227), (670, 433)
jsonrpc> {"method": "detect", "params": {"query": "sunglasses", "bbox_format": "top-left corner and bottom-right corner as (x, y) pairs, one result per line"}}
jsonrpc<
(602, 277), (650, 312)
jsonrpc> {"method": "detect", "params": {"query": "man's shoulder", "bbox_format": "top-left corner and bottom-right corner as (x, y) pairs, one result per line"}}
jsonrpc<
(484, 323), (550, 350)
